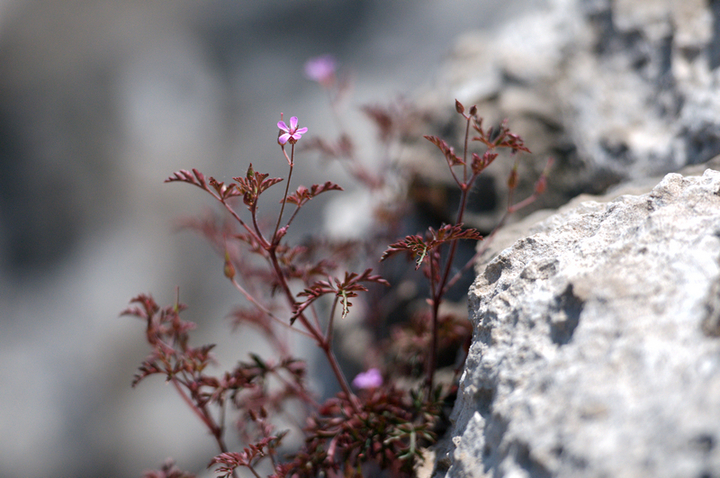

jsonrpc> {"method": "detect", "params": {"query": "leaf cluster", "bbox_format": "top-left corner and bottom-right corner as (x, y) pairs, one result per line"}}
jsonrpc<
(122, 294), (215, 389)
(381, 224), (483, 270)
(142, 459), (197, 478)
(294, 269), (389, 322)
(284, 387), (442, 478)
(210, 433), (287, 478)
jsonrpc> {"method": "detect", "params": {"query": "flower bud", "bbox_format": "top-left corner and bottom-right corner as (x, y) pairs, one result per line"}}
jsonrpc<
(455, 99), (464, 114)
(507, 167), (519, 190)
(223, 252), (236, 280)
(534, 157), (555, 194)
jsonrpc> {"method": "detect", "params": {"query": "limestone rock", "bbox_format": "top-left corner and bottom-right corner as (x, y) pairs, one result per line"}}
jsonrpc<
(436, 169), (720, 477)
(407, 0), (720, 231)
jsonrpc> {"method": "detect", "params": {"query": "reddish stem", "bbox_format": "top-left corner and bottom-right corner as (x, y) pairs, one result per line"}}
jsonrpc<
(462, 113), (471, 180)
(266, 247), (360, 413)
(426, 118), (475, 392)
(170, 378), (238, 478)
(273, 145), (295, 244)
(259, 142), (360, 412)
(218, 196), (269, 250)
(229, 276), (314, 341)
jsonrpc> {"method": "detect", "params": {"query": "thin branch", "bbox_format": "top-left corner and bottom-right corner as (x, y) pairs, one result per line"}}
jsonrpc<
(229, 277), (314, 340)
(273, 146), (295, 244)
(326, 296), (340, 344)
(246, 465), (262, 478)
(171, 376), (236, 478)
(170, 377), (214, 432)
(462, 113), (471, 181)
(213, 193), (268, 250)
(308, 299), (323, 333)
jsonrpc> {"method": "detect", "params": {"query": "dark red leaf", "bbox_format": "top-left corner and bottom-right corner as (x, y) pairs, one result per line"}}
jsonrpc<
(283, 181), (343, 207)
(165, 168), (207, 188)
(231, 163), (284, 208)
(382, 226), (482, 269)
(424, 135), (464, 166)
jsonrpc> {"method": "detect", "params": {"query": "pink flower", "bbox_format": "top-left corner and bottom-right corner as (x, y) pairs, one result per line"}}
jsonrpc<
(352, 368), (383, 389)
(277, 116), (308, 145)
(304, 55), (336, 86)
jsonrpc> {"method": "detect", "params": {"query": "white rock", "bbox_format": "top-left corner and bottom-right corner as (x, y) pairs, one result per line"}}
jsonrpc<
(410, 0), (720, 228)
(437, 170), (720, 477)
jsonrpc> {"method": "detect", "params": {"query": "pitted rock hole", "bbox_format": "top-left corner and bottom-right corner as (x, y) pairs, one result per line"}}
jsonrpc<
(476, 386), (496, 417)
(550, 284), (584, 345)
(481, 413), (509, 474)
(514, 440), (553, 478)
(702, 278), (720, 337)
(484, 256), (511, 284)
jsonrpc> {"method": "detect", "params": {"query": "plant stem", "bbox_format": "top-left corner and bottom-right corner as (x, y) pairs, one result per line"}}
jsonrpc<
(170, 378), (238, 478)
(266, 250), (360, 413)
(427, 255), (439, 392)
(323, 341), (360, 411)
(171, 377), (215, 432)
(426, 196), (470, 390)
(273, 145), (295, 244)
(229, 276), (314, 341)
(247, 465), (262, 478)
(426, 115), (475, 392)
(326, 296), (339, 343)
(463, 114), (471, 180)
(219, 197), (268, 249)
(262, 141), (360, 412)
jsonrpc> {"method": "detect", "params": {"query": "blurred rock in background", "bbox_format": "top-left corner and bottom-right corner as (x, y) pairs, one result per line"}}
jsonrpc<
(0, 1), (525, 477)
(404, 0), (720, 232)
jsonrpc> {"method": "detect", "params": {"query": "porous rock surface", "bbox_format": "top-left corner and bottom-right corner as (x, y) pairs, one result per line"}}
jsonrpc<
(406, 0), (720, 230)
(435, 169), (720, 478)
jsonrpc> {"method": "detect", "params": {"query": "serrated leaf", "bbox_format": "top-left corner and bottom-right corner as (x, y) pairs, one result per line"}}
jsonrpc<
(471, 151), (498, 175)
(231, 163), (283, 208)
(381, 234), (427, 269)
(283, 181), (343, 207)
(165, 168), (207, 188)
(292, 269), (387, 322)
(424, 135), (464, 166)
(382, 226), (482, 269)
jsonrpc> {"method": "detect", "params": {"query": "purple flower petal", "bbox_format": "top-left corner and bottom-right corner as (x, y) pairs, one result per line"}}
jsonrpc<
(277, 115), (307, 144)
(352, 368), (383, 389)
(304, 55), (336, 84)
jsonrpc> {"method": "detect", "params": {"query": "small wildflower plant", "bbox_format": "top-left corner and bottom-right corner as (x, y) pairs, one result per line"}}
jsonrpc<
(123, 56), (552, 478)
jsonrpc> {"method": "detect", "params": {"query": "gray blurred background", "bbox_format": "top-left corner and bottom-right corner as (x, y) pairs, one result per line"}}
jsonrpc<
(0, 1), (526, 476)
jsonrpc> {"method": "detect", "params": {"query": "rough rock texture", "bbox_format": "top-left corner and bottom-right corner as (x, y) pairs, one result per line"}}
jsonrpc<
(435, 169), (720, 478)
(475, 155), (720, 266)
(404, 0), (720, 231)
